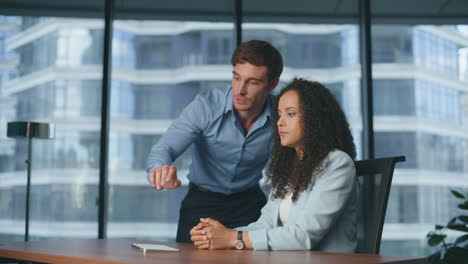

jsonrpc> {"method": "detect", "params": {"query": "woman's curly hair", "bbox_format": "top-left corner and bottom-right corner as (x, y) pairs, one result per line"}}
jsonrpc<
(267, 78), (356, 201)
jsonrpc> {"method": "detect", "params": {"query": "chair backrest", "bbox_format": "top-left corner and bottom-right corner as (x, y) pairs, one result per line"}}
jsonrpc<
(354, 156), (405, 254)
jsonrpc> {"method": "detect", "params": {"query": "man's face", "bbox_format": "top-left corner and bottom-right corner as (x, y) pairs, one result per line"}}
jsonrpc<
(231, 62), (277, 115)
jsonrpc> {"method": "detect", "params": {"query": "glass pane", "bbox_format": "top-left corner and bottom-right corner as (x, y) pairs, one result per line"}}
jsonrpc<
(373, 25), (468, 256)
(107, 20), (234, 240)
(242, 23), (362, 157)
(0, 15), (104, 242)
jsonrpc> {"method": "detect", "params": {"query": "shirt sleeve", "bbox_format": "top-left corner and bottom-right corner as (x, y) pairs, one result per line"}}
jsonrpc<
(146, 93), (209, 181)
(248, 151), (356, 250)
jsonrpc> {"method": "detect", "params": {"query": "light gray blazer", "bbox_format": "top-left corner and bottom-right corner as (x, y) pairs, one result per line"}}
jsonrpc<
(236, 149), (357, 252)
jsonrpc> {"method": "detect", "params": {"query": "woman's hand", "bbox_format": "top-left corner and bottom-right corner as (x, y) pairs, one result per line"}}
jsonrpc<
(190, 218), (237, 249)
(190, 222), (210, 249)
(201, 218), (237, 249)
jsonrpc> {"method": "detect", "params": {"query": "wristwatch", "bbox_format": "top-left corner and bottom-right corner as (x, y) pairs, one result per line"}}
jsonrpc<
(234, 231), (244, 250)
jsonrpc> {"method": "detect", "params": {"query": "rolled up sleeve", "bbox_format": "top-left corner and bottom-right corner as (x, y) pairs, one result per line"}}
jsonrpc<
(146, 93), (208, 181)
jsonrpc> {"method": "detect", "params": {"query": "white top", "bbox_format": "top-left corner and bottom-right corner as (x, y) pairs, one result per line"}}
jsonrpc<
(279, 192), (293, 225)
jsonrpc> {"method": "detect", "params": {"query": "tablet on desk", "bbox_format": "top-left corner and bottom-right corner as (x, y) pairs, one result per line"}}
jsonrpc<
(131, 243), (180, 253)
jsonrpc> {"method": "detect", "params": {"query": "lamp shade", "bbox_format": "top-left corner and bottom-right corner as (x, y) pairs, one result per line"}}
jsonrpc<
(7, 121), (55, 139)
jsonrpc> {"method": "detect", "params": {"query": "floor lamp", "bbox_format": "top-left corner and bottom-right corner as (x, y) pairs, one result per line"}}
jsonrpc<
(7, 121), (54, 242)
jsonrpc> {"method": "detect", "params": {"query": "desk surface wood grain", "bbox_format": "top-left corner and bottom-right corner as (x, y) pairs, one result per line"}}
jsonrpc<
(0, 239), (427, 264)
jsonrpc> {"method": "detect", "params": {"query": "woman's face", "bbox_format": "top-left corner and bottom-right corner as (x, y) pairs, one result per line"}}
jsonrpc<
(277, 90), (303, 150)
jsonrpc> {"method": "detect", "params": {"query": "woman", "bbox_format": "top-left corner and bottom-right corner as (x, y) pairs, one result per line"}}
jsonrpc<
(190, 78), (357, 252)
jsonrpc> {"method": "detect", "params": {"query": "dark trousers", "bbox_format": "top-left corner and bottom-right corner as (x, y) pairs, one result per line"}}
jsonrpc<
(176, 183), (267, 243)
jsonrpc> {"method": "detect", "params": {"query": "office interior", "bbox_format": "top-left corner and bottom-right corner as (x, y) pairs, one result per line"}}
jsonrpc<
(0, 0), (467, 258)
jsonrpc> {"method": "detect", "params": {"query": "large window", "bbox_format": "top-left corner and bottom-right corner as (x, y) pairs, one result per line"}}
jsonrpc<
(106, 20), (361, 242)
(107, 20), (234, 240)
(0, 15), (104, 242)
(372, 25), (468, 256)
(243, 23), (362, 156)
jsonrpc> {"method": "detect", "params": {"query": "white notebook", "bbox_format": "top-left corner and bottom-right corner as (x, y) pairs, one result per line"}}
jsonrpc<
(131, 243), (180, 253)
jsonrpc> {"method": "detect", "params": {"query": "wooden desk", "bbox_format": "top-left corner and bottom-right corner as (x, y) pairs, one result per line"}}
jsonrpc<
(0, 239), (427, 264)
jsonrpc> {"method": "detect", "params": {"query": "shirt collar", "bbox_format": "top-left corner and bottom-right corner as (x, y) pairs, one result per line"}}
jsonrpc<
(224, 87), (234, 114)
(224, 87), (272, 125)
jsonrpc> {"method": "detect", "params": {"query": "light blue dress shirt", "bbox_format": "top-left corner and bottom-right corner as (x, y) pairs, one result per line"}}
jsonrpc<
(146, 86), (274, 194)
(236, 150), (357, 252)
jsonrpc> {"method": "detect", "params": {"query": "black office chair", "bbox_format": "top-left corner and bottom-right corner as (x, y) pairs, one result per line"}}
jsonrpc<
(354, 156), (406, 254)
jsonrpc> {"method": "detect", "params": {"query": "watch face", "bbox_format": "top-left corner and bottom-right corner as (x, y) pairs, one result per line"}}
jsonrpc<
(234, 240), (244, 250)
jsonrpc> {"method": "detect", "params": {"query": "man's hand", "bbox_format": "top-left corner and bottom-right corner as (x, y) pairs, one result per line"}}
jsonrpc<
(191, 218), (237, 250)
(149, 165), (181, 190)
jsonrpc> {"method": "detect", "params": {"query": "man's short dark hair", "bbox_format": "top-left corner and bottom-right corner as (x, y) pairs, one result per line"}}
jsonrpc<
(231, 40), (283, 81)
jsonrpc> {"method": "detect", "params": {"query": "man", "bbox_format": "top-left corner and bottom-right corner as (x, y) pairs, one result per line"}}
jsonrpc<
(146, 40), (283, 242)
